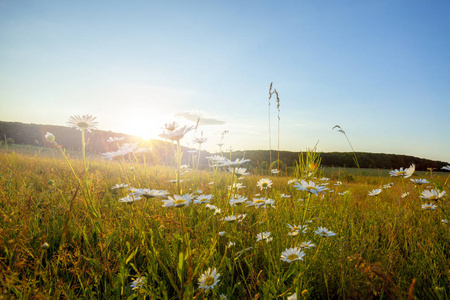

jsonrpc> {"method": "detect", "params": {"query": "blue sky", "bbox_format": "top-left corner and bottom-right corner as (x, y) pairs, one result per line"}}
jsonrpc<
(1, 1), (449, 163)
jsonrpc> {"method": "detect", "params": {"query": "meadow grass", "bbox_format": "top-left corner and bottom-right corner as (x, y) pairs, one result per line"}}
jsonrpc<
(0, 148), (448, 299)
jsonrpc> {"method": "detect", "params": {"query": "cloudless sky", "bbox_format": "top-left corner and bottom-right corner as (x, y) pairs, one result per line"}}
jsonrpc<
(1, 0), (449, 163)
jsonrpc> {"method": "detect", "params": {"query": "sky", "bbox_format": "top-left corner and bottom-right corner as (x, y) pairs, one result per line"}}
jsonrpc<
(1, 0), (449, 163)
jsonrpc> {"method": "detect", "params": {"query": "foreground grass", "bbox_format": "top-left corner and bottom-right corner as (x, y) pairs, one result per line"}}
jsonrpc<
(0, 150), (448, 299)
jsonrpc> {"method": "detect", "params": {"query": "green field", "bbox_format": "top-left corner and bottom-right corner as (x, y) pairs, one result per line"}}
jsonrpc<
(0, 145), (448, 299)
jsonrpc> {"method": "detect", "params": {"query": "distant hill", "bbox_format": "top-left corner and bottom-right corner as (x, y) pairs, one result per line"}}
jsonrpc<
(228, 150), (449, 172)
(1, 121), (448, 171)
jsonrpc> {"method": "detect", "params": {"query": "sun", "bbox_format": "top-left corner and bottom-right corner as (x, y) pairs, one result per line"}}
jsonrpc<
(121, 114), (167, 140)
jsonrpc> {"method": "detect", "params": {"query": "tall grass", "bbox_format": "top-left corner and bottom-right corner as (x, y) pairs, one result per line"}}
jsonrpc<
(0, 146), (448, 299)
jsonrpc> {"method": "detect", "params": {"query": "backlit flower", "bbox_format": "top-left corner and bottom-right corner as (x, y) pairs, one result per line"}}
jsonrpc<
(419, 189), (446, 201)
(271, 169), (280, 174)
(298, 241), (316, 249)
(130, 276), (146, 290)
(368, 189), (382, 196)
(198, 267), (220, 291)
(232, 167), (250, 178)
(229, 195), (248, 206)
(107, 136), (124, 143)
(119, 195), (141, 203)
(315, 227), (336, 237)
(112, 183), (129, 190)
(410, 178), (429, 185)
(287, 224), (307, 236)
(159, 124), (194, 141)
(281, 247), (305, 263)
(67, 115), (98, 132)
(217, 158), (250, 168)
(421, 203), (437, 210)
(389, 164), (415, 178)
(162, 194), (192, 208)
(256, 231), (272, 243)
(44, 132), (55, 143)
(257, 178), (273, 190)
(294, 180), (328, 195)
(194, 194), (214, 204)
(128, 188), (168, 199)
(441, 165), (450, 171)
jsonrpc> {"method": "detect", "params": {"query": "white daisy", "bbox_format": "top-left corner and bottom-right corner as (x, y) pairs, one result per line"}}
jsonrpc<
(161, 195), (192, 208)
(421, 203), (437, 210)
(198, 268), (220, 291)
(410, 178), (429, 185)
(112, 183), (129, 190)
(119, 195), (141, 203)
(67, 114), (98, 132)
(315, 227), (336, 237)
(368, 189), (382, 196)
(194, 194), (214, 204)
(419, 189), (446, 201)
(159, 124), (195, 141)
(256, 231), (272, 243)
(257, 178), (273, 190)
(130, 276), (146, 290)
(294, 180), (328, 195)
(281, 247), (305, 263)
(389, 164), (415, 178)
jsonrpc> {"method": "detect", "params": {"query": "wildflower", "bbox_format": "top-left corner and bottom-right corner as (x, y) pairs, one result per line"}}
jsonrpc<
(41, 242), (50, 249)
(247, 197), (274, 208)
(368, 189), (382, 196)
(287, 292), (297, 300)
(194, 194), (214, 204)
(287, 224), (307, 236)
(217, 158), (250, 168)
(130, 276), (146, 290)
(119, 195), (142, 203)
(257, 178), (273, 190)
(382, 184), (392, 189)
(334, 181), (343, 186)
(228, 183), (246, 190)
(389, 164), (415, 178)
(206, 155), (226, 163)
(294, 180), (328, 195)
(229, 195), (248, 206)
(107, 136), (124, 143)
(315, 227), (336, 237)
(67, 115), (98, 132)
(44, 132), (55, 143)
(410, 178), (429, 185)
(442, 219), (448, 224)
(220, 294), (228, 300)
(112, 183), (129, 190)
(163, 121), (179, 132)
(256, 231), (272, 243)
(198, 267), (220, 291)
(338, 191), (349, 195)
(419, 189), (446, 201)
(271, 169), (280, 174)
(102, 151), (123, 160)
(193, 135), (207, 144)
(442, 165), (450, 171)
(227, 241), (235, 248)
(162, 195), (192, 208)
(214, 208), (222, 215)
(205, 204), (218, 210)
(232, 167), (250, 177)
(222, 214), (246, 222)
(280, 193), (291, 198)
(287, 178), (298, 185)
(128, 188), (168, 199)
(219, 231), (226, 236)
(401, 192), (410, 198)
(159, 124), (195, 141)
(281, 247), (305, 263)
(421, 203), (437, 210)
(298, 241), (316, 249)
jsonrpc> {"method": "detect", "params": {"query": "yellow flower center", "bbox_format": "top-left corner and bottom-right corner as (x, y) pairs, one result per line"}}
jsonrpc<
(306, 186), (317, 191)
(205, 276), (215, 286)
(293, 227), (300, 231)
(77, 121), (89, 128)
(254, 200), (265, 204)
(174, 199), (186, 206)
(287, 254), (298, 261)
(430, 196), (436, 200)
(398, 171), (406, 175)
